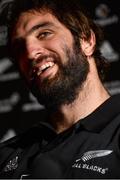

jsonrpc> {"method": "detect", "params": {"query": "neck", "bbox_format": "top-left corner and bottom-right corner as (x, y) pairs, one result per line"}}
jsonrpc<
(47, 59), (110, 134)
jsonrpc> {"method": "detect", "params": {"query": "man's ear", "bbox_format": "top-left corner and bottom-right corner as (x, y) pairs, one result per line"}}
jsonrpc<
(80, 31), (96, 56)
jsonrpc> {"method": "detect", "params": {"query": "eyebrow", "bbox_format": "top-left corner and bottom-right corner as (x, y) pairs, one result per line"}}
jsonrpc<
(12, 21), (55, 43)
(27, 21), (55, 35)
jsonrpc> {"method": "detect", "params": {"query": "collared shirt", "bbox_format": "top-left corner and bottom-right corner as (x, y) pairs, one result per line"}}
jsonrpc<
(0, 94), (120, 179)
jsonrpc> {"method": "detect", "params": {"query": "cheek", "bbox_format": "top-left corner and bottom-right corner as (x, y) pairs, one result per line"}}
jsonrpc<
(48, 40), (70, 63)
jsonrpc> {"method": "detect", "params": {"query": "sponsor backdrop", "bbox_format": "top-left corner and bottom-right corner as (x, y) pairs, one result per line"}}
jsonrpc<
(0, 0), (120, 142)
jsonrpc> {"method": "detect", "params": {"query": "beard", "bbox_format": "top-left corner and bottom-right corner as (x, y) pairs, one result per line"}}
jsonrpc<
(29, 43), (89, 111)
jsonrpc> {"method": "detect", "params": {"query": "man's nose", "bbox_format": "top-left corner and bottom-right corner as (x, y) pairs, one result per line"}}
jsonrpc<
(26, 46), (43, 61)
(26, 40), (45, 60)
(27, 48), (42, 60)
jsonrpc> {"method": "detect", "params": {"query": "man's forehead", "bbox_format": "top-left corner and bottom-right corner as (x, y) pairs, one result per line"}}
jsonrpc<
(12, 11), (61, 37)
(17, 11), (56, 28)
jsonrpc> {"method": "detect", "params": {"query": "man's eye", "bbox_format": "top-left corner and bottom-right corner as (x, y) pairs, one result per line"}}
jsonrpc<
(37, 32), (52, 39)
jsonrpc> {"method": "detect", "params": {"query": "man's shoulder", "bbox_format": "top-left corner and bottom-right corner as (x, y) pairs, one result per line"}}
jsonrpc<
(0, 124), (43, 154)
(0, 124), (45, 177)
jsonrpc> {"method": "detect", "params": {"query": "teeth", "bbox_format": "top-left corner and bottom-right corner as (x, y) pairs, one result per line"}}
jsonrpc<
(37, 62), (54, 76)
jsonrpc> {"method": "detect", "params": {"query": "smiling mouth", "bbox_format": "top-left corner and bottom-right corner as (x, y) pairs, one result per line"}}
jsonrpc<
(30, 60), (55, 81)
(37, 61), (55, 76)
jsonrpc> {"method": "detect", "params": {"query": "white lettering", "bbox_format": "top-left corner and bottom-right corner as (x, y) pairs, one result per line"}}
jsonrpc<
(72, 162), (108, 175)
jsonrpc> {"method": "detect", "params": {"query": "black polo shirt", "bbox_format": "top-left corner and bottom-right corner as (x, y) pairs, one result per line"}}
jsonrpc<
(0, 94), (120, 179)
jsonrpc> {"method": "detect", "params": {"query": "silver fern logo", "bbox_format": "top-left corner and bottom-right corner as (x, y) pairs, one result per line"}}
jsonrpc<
(72, 150), (113, 175)
(76, 150), (113, 163)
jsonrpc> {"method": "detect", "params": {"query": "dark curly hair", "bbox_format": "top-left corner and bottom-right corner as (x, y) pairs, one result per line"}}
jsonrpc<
(7, 0), (109, 81)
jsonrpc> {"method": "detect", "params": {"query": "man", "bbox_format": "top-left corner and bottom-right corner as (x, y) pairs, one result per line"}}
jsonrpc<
(0, 0), (120, 178)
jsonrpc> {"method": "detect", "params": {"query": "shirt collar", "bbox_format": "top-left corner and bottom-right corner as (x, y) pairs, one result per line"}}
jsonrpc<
(38, 94), (120, 134)
(78, 94), (120, 133)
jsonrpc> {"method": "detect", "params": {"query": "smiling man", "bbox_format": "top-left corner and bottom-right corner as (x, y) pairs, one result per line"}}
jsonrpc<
(0, 0), (120, 179)
(11, 11), (90, 111)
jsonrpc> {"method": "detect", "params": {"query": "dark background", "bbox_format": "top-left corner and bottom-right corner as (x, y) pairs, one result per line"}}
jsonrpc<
(0, 0), (120, 142)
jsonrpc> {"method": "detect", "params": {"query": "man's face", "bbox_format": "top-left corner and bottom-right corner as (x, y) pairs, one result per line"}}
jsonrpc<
(11, 11), (89, 109)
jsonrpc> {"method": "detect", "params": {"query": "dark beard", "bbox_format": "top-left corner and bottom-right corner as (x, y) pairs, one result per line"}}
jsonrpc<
(30, 44), (89, 111)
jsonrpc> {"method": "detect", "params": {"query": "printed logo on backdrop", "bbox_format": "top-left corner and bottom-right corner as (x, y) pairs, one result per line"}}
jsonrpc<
(94, 3), (120, 63)
(0, 0), (13, 17)
(100, 40), (119, 63)
(104, 81), (120, 95)
(95, 3), (119, 26)
(0, 57), (19, 82)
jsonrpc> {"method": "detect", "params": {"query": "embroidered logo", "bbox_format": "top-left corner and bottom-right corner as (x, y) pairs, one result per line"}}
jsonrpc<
(4, 156), (18, 172)
(72, 150), (113, 175)
(76, 150), (113, 162)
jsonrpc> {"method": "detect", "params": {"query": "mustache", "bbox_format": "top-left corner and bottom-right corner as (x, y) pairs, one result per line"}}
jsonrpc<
(30, 54), (56, 68)
(29, 54), (58, 81)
